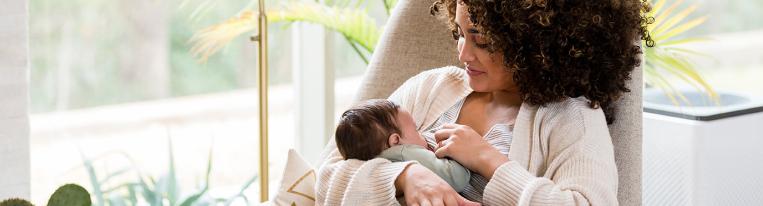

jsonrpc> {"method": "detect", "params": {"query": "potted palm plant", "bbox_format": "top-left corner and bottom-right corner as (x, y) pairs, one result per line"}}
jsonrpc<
(641, 1), (763, 205)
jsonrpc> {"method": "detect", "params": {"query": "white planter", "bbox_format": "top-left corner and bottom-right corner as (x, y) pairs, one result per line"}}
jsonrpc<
(643, 90), (763, 206)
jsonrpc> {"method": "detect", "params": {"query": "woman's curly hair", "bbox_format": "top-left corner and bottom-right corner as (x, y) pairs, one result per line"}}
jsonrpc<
(431, 0), (654, 124)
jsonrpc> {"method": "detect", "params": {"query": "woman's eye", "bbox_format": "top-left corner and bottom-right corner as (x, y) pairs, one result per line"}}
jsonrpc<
(452, 29), (464, 40)
(473, 35), (489, 48)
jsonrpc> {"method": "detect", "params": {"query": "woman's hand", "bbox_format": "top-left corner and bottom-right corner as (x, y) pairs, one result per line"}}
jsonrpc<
(396, 164), (480, 206)
(434, 124), (509, 179)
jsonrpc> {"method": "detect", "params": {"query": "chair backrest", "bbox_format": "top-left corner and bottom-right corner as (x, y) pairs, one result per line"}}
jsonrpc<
(353, 0), (642, 205)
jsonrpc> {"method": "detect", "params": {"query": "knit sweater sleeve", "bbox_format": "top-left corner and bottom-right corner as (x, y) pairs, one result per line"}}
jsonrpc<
(482, 101), (619, 206)
(316, 146), (414, 206)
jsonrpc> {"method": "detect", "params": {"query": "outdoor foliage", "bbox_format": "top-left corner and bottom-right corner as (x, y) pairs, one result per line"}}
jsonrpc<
(644, 0), (718, 105)
(190, 0), (396, 64)
(79, 138), (257, 206)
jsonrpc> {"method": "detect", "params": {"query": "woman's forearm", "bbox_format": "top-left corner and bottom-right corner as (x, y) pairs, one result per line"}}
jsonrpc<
(476, 149), (509, 179)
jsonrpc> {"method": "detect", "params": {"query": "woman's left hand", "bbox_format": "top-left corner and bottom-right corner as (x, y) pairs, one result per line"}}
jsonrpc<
(434, 123), (509, 179)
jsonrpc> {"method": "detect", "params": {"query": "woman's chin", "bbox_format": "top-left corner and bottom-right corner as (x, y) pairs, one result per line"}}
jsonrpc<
(468, 82), (490, 92)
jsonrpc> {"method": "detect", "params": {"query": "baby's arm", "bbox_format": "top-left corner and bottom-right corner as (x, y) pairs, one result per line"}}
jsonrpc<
(379, 145), (471, 192)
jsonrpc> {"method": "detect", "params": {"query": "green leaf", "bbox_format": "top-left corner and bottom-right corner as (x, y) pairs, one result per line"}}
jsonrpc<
(658, 37), (709, 47)
(136, 176), (160, 206)
(47, 184), (92, 206)
(166, 136), (179, 206)
(127, 185), (138, 206)
(655, 16), (708, 42)
(98, 167), (132, 186)
(664, 47), (713, 59)
(650, 0), (683, 32)
(80, 151), (104, 206)
(101, 183), (139, 194)
(189, 11), (258, 63)
(644, 0), (717, 105)
(179, 146), (214, 206)
(653, 3), (698, 35)
(269, 2), (380, 53)
(383, 0), (399, 15)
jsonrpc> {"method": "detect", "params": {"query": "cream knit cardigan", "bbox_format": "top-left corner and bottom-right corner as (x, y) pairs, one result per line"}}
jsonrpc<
(316, 66), (619, 206)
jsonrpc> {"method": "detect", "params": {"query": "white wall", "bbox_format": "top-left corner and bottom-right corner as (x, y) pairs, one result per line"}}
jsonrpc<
(0, 0), (31, 199)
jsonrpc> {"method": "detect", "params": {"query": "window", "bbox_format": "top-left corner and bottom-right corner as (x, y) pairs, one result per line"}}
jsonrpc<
(677, 0), (763, 96)
(29, 0), (294, 203)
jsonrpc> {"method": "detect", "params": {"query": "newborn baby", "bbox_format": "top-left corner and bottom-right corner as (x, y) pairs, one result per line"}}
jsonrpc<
(334, 99), (471, 192)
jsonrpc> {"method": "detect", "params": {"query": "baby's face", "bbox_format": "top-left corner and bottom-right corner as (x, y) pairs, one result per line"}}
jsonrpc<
(394, 108), (429, 149)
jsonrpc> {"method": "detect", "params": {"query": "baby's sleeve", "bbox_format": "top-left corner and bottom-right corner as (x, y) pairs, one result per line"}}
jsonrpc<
(380, 145), (471, 192)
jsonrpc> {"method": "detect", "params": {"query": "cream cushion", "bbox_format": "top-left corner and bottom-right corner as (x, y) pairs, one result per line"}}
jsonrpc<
(269, 149), (315, 206)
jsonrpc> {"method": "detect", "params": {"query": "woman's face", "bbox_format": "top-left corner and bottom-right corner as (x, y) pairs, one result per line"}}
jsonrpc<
(455, 4), (517, 93)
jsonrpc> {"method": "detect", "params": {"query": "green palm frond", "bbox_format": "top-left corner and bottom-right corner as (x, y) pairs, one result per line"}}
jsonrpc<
(189, 2), (381, 64)
(269, 2), (381, 63)
(644, 0), (718, 105)
(189, 10), (257, 63)
(384, 0), (399, 14)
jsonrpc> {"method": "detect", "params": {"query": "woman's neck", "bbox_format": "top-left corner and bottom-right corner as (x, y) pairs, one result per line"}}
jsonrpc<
(487, 89), (522, 108)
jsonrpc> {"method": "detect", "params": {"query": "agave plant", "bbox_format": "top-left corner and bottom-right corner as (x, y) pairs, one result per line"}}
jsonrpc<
(644, 0), (717, 105)
(79, 137), (258, 206)
(189, 0), (396, 64)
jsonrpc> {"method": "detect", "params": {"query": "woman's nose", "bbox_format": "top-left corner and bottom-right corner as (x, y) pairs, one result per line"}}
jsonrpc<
(458, 39), (477, 63)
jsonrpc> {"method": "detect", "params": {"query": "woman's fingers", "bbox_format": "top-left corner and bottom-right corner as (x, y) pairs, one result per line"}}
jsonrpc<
(443, 194), (459, 206)
(441, 123), (457, 129)
(434, 128), (454, 142)
(420, 199), (433, 206)
(431, 197), (445, 206)
(457, 196), (481, 206)
(434, 144), (450, 158)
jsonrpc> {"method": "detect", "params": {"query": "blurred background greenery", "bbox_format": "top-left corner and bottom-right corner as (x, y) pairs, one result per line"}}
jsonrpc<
(29, 0), (763, 114)
(29, 0), (386, 113)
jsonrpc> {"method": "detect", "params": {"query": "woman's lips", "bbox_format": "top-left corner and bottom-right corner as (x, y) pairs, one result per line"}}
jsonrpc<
(466, 66), (486, 76)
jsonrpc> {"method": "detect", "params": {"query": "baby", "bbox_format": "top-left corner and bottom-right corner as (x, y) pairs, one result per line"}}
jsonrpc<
(334, 99), (470, 192)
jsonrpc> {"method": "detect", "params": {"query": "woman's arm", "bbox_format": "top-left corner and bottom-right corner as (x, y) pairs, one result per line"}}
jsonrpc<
(481, 124), (618, 206)
(315, 141), (414, 205)
(435, 108), (618, 206)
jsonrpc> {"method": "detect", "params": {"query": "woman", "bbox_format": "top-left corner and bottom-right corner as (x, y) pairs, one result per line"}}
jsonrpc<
(316, 0), (651, 205)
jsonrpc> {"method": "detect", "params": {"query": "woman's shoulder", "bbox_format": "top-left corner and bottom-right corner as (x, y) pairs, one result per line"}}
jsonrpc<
(408, 66), (467, 84)
(390, 66), (465, 97)
(533, 97), (610, 137)
(390, 66), (469, 101)
(543, 97), (606, 122)
(524, 97), (613, 155)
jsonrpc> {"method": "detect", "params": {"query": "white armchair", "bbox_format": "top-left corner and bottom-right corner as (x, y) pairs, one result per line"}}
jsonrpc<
(353, 0), (643, 205)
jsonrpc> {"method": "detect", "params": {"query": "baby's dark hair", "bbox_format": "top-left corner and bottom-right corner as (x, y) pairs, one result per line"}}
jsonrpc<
(335, 99), (401, 161)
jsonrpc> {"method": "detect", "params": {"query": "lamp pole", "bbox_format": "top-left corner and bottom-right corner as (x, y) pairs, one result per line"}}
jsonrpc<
(251, 0), (269, 202)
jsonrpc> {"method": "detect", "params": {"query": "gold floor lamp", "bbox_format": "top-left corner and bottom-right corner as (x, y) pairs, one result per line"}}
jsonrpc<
(249, 0), (269, 202)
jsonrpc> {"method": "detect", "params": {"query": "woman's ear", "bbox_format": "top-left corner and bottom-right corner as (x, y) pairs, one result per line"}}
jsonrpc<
(388, 133), (401, 146)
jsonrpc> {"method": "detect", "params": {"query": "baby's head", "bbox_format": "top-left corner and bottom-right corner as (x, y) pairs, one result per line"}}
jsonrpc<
(335, 99), (428, 160)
